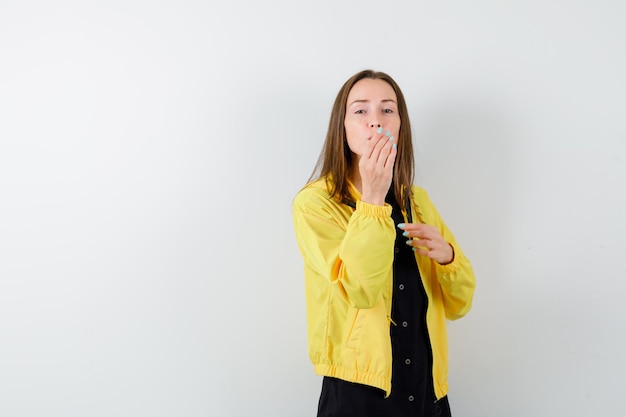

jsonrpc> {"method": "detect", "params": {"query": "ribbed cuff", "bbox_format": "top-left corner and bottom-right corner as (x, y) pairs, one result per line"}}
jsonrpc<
(355, 200), (393, 217)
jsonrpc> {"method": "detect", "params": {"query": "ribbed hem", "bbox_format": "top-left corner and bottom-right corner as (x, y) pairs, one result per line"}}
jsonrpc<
(313, 363), (392, 397)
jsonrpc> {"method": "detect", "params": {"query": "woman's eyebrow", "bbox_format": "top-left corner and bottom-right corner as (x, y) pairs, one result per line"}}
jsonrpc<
(348, 99), (397, 106)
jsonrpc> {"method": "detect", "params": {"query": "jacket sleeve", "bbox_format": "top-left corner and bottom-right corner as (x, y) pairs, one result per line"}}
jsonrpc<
(414, 187), (476, 320)
(292, 187), (396, 309)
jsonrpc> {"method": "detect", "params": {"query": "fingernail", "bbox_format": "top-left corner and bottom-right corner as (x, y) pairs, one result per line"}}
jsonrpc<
(389, 136), (395, 141)
(412, 247), (417, 252)
(405, 240), (413, 246)
(392, 143), (397, 149)
(385, 131), (391, 136)
(377, 127), (383, 134)
(397, 223), (405, 228)
(402, 231), (409, 237)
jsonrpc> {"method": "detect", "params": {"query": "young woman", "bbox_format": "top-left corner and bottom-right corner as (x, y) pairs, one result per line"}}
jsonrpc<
(292, 69), (476, 417)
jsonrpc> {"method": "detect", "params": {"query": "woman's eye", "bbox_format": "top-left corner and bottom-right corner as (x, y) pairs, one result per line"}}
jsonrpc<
(383, 108), (394, 114)
(355, 109), (366, 114)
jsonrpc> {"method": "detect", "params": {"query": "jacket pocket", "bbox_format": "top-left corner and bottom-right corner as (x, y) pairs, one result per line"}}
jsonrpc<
(345, 307), (367, 349)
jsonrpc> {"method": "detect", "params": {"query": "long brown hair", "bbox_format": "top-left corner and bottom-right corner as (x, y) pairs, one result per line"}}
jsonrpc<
(308, 69), (415, 210)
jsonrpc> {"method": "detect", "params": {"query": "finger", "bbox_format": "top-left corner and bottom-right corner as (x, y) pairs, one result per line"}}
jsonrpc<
(413, 224), (441, 239)
(409, 242), (436, 261)
(414, 247), (432, 258)
(412, 238), (432, 250)
(360, 129), (382, 160)
(412, 242), (444, 260)
(369, 133), (395, 167)
(362, 137), (378, 160)
(384, 137), (397, 168)
(370, 135), (391, 163)
(405, 237), (427, 251)
(397, 223), (421, 236)
(398, 224), (425, 238)
(415, 237), (452, 263)
(366, 127), (393, 159)
(398, 224), (441, 241)
(367, 126), (387, 145)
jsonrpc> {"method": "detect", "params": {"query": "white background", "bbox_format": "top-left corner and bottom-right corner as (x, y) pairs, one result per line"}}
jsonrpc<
(1, 1), (625, 416)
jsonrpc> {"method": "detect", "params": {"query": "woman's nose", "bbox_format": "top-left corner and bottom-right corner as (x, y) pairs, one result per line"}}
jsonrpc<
(370, 122), (381, 128)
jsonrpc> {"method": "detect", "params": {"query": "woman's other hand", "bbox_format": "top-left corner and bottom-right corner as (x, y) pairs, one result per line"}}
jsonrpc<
(398, 223), (454, 265)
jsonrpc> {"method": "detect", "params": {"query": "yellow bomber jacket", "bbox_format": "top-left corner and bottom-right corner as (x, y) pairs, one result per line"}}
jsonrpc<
(292, 178), (476, 399)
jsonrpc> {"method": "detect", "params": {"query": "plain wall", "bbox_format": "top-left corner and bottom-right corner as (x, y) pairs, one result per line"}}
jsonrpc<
(1, 1), (625, 416)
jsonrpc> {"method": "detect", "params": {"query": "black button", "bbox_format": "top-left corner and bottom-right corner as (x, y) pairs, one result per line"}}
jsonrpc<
(398, 284), (405, 290)
(402, 321), (408, 327)
(408, 395), (414, 402)
(394, 247), (399, 253)
(405, 358), (411, 365)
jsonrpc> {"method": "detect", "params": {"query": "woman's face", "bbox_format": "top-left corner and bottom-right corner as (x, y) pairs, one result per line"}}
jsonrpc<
(344, 78), (401, 158)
